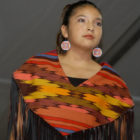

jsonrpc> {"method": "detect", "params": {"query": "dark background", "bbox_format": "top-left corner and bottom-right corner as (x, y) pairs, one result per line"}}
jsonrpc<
(0, 0), (140, 139)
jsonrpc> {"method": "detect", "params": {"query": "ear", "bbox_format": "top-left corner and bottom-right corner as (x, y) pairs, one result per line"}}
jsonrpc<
(61, 25), (68, 38)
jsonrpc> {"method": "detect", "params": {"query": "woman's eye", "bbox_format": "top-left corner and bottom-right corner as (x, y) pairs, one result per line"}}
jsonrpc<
(96, 22), (102, 26)
(78, 18), (85, 22)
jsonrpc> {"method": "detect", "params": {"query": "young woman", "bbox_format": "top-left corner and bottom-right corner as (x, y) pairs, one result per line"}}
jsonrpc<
(8, 1), (135, 140)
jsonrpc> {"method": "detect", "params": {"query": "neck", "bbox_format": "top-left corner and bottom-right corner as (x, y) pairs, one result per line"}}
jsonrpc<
(59, 47), (96, 66)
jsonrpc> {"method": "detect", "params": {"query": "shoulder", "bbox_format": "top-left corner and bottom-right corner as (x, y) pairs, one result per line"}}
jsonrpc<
(12, 49), (57, 80)
(100, 61), (128, 88)
(100, 61), (134, 106)
(14, 49), (57, 69)
(100, 61), (120, 75)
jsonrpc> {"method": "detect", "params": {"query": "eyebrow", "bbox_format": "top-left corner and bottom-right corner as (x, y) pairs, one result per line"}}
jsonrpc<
(76, 15), (102, 21)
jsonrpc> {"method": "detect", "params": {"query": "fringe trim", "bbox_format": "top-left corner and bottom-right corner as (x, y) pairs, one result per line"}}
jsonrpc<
(65, 107), (134, 140)
(7, 78), (135, 140)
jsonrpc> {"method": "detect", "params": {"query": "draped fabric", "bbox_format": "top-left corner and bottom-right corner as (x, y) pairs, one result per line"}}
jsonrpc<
(7, 49), (135, 140)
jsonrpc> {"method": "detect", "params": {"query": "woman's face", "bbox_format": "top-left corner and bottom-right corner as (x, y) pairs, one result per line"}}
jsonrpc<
(61, 5), (103, 50)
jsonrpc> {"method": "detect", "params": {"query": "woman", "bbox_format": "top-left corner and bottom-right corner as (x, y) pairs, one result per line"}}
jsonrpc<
(8, 1), (135, 140)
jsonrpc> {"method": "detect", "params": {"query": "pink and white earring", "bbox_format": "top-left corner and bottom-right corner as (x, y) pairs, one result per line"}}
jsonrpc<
(92, 47), (102, 57)
(61, 39), (71, 51)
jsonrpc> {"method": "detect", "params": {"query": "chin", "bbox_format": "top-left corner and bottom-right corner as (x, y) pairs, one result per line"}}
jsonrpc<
(81, 46), (93, 51)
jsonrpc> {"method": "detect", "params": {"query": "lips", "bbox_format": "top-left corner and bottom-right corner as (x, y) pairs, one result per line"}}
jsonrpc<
(83, 34), (94, 39)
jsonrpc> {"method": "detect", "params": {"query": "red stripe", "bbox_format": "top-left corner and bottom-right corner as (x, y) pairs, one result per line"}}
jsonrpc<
(100, 62), (112, 68)
(26, 60), (61, 68)
(42, 52), (57, 56)
(98, 72), (127, 88)
(39, 114), (91, 128)
(50, 123), (80, 131)
(60, 131), (70, 136)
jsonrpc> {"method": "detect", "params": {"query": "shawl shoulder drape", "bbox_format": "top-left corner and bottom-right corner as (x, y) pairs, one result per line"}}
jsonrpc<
(7, 49), (135, 140)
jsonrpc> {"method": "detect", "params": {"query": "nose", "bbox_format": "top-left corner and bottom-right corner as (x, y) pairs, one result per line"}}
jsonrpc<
(87, 23), (94, 32)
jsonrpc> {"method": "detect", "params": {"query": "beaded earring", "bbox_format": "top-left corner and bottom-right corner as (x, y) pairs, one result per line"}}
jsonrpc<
(92, 47), (102, 57)
(61, 39), (71, 51)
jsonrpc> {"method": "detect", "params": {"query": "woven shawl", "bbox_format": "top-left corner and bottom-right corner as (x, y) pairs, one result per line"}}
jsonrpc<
(8, 49), (135, 140)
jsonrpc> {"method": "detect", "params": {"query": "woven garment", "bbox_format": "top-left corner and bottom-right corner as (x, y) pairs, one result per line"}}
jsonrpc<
(8, 49), (135, 140)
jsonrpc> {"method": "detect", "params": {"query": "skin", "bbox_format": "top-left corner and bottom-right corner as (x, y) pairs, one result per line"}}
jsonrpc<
(58, 5), (103, 78)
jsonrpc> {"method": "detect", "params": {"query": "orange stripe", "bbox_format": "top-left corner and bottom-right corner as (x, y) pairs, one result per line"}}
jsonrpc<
(26, 60), (61, 68)
(28, 58), (59, 67)
(39, 114), (91, 128)
(47, 119), (86, 130)
(50, 123), (80, 131)
(98, 72), (127, 88)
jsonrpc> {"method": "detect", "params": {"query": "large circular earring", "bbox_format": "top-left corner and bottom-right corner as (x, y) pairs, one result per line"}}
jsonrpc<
(92, 47), (102, 57)
(61, 39), (71, 51)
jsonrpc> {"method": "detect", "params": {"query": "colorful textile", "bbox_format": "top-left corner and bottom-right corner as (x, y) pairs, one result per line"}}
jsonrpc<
(9, 49), (135, 139)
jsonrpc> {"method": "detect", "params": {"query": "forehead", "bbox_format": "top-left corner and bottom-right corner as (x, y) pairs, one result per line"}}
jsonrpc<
(71, 5), (102, 19)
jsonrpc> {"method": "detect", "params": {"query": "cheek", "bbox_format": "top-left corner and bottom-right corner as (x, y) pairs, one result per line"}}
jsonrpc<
(69, 27), (81, 38)
(96, 29), (102, 39)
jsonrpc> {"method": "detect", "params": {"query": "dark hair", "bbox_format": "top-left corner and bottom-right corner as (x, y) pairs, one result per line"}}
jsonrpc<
(56, 0), (103, 60)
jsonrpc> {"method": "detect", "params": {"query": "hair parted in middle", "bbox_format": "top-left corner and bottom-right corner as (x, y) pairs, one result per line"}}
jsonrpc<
(56, 0), (103, 60)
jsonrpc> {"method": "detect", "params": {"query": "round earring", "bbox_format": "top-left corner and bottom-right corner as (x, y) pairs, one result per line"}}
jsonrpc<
(92, 47), (102, 57)
(61, 39), (71, 51)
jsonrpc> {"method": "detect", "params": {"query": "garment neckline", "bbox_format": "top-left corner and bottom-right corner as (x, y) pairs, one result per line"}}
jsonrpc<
(56, 50), (104, 87)
(67, 76), (88, 80)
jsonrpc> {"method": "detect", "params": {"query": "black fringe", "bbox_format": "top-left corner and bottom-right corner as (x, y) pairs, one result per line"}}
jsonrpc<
(7, 78), (135, 140)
